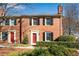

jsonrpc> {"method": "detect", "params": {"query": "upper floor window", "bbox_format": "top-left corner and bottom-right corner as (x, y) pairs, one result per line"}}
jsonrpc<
(0, 21), (5, 26)
(45, 17), (53, 25)
(0, 19), (16, 26)
(32, 17), (40, 25)
(5, 20), (9, 25)
(10, 19), (16, 26)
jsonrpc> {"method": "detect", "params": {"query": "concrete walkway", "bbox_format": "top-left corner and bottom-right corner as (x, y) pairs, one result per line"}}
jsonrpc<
(0, 45), (6, 48)
(0, 44), (35, 49)
(14, 46), (35, 49)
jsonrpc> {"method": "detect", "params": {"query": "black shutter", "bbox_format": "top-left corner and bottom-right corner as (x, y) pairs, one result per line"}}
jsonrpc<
(5, 18), (9, 25)
(43, 17), (45, 25)
(30, 17), (32, 25)
(51, 32), (53, 41)
(14, 20), (16, 25)
(51, 18), (53, 25)
(43, 32), (45, 41)
(38, 18), (40, 25)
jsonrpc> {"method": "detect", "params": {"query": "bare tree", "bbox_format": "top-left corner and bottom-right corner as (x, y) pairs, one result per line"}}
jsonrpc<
(0, 3), (20, 16)
(63, 3), (79, 35)
(0, 3), (34, 43)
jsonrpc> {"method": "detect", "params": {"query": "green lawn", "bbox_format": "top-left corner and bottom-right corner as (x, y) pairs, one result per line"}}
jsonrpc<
(14, 44), (30, 47)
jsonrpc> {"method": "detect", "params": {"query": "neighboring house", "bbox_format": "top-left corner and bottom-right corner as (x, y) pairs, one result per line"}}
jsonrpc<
(0, 4), (63, 45)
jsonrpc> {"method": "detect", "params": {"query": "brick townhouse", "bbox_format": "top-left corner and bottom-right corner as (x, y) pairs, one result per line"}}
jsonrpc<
(0, 4), (63, 45)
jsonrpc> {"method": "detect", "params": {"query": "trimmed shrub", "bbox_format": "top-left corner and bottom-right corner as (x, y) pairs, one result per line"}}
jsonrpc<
(18, 48), (51, 56)
(55, 35), (76, 43)
(30, 48), (51, 56)
(36, 41), (79, 49)
(22, 36), (28, 44)
(48, 45), (77, 56)
(18, 45), (77, 56)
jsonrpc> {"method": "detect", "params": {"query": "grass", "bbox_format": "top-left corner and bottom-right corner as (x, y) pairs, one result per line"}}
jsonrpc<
(0, 47), (33, 56)
(7, 49), (33, 56)
(14, 44), (30, 47)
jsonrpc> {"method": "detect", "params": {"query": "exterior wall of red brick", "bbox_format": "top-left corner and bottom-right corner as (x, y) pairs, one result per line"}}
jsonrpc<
(0, 4), (63, 45)
(0, 18), (20, 43)
(20, 16), (63, 44)
(0, 15), (63, 45)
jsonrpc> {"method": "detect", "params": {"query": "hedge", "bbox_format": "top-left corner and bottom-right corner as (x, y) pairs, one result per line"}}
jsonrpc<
(18, 45), (77, 56)
(55, 35), (76, 43)
(36, 41), (79, 49)
(48, 45), (77, 56)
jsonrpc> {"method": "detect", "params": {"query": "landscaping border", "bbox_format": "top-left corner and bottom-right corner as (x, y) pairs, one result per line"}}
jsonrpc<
(36, 41), (79, 49)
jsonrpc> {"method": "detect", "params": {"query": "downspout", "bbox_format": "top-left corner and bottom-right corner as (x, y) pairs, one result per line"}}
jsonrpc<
(19, 18), (22, 43)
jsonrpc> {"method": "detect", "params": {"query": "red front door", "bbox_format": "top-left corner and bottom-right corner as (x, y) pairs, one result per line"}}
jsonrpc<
(33, 33), (37, 43)
(10, 32), (14, 43)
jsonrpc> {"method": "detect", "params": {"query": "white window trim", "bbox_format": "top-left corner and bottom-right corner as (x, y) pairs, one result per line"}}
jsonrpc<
(45, 17), (52, 26)
(32, 18), (33, 26)
(31, 30), (39, 45)
(0, 32), (8, 40)
(1, 20), (10, 26)
(9, 19), (15, 26)
(9, 19), (11, 26)
(0, 30), (16, 43)
(0, 32), (2, 40)
(1, 21), (5, 26)
(45, 32), (52, 42)
(0, 19), (15, 26)
(32, 17), (39, 26)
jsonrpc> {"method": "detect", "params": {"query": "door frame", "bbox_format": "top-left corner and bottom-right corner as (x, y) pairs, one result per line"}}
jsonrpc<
(31, 30), (39, 45)
(8, 30), (16, 43)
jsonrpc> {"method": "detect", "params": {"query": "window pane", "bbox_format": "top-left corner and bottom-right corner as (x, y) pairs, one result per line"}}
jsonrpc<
(33, 18), (39, 25)
(0, 22), (1, 26)
(0, 32), (1, 39)
(2, 32), (8, 40)
(46, 18), (52, 25)
(14, 20), (16, 25)
(5, 20), (9, 25)
(10, 19), (16, 26)
(11, 20), (14, 25)
(1, 21), (5, 26)
(46, 32), (53, 41)
(46, 32), (51, 41)
(0, 19), (3, 26)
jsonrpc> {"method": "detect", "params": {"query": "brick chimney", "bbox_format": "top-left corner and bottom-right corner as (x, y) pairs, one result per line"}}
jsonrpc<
(58, 4), (63, 14)
(0, 8), (5, 16)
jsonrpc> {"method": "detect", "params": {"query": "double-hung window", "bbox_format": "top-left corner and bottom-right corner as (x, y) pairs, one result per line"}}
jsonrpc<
(43, 32), (53, 41)
(5, 20), (9, 25)
(45, 17), (53, 25)
(32, 17), (39, 25)
(10, 19), (16, 26)
(0, 21), (5, 26)
(2, 32), (8, 41)
(0, 19), (16, 26)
